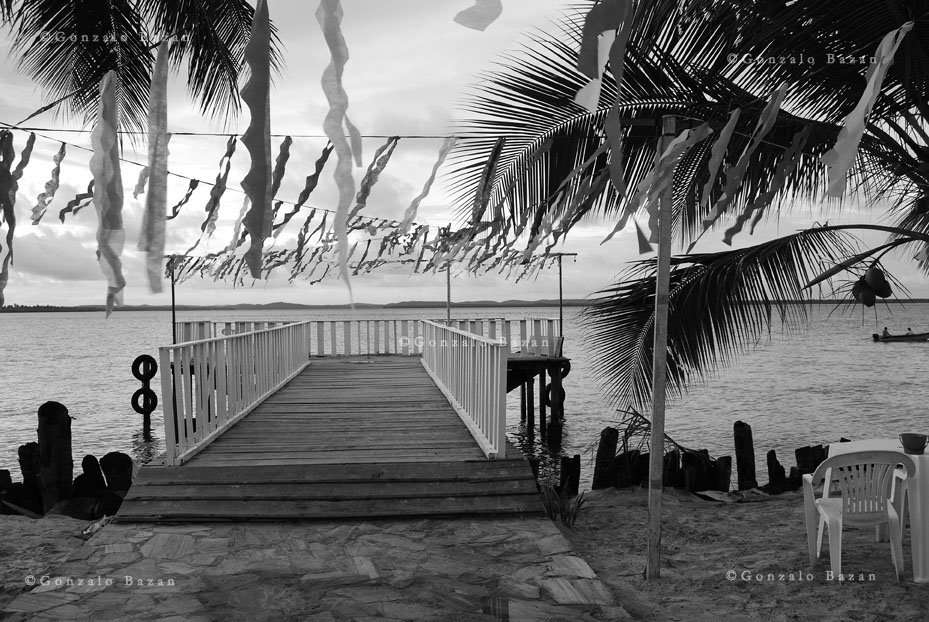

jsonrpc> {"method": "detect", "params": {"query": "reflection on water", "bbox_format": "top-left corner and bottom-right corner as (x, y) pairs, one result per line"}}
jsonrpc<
(130, 426), (161, 466)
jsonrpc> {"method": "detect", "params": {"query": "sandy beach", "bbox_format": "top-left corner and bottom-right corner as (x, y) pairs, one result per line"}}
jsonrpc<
(563, 487), (929, 621)
(4, 487), (929, 621)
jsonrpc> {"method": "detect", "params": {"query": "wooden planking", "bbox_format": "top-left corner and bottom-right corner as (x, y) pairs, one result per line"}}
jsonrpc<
(186, 356), (487, 466)
(117, 357), (542, 521)
(116, 494), (542, 522)
(135, 460), (533, 484)
(124, 479), (537, 501)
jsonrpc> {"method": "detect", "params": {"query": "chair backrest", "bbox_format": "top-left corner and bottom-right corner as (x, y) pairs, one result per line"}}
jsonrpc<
(810, 451), (916, 525)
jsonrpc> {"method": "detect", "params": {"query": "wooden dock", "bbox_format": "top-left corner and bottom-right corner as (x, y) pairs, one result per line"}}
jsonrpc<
(117, 356), (540, 522)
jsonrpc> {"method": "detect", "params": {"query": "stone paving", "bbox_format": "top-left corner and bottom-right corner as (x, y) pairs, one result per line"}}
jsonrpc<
(3, 516), (632, 621)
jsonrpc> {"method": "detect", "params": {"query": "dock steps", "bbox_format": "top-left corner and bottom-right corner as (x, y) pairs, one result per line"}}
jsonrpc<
(115, 459), (542, 522)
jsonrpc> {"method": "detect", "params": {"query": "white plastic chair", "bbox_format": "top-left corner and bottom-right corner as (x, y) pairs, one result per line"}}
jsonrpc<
(802, 450), (915, 582)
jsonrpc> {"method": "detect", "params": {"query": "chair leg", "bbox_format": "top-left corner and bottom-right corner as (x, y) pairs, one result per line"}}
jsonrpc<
(888, 512), (904, 584)
(825, 518), (843, 578)
(817, 517), (826, 559)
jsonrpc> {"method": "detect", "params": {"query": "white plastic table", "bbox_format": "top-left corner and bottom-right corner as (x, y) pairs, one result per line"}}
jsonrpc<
(829, 439), (929, 583)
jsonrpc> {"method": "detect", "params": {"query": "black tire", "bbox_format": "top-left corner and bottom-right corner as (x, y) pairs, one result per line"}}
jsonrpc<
(560, 359), (571, 379)
(131, 387), (158, 415)
(131, 354), (158, 381)
(544, 383), (566, 407)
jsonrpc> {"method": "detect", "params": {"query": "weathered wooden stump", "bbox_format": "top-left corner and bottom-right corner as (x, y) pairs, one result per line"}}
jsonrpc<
(681, 450), (714, 492)
(17, 442), (43, 514)
(765, 449), (788, 493)
(100, 451), (133, 493)
(733, 420), (758, 490)
(73, 455), (108, 498)
(713, 456), (732, 492)
(37, 401), (74, 513)
(559, 454), (581, 497)
(663, 449), (680, 487)
(592, 427), (619, 489)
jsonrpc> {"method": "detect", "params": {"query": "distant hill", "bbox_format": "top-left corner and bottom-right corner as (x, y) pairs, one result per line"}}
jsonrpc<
(0, 299), (588, 313)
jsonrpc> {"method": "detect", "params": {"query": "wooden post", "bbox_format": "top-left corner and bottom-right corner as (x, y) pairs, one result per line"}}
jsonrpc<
(538, 368), (547, 437)
(17, 442), (42, 514)
(733, 421), (758, 490)
(714, 456), (732, 492)
(647, 115), (676, 580)
(526, 376), (535, 431)
(520, 382), (527, 421)
(446, 261), (451, 323)
(592, 427), (619, 489)
(37, 401), (73, 513)
(550, 362), (565, 423)
(560, 454), (581, 497)
(766, 449), (787, 493)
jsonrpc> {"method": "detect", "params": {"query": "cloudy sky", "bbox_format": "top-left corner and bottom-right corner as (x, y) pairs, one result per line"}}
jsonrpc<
(0, 0), (923, 308)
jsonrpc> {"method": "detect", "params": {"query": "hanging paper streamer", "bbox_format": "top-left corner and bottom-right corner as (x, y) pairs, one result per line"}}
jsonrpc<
(31, 142), (66, 224)
(90, 70), (126, 316)
(702, 83), (787, 235)
(199, 135), (237, 236)
(601, 0), (634, 194)
(270, 135), (293, 199)
(138, 40), (170, 293)
(0, 130), (36, 304)
(166, 179), (199, 219)
(473, 137), (505, 223)
(344, 114), (363, 166)
(721, 126), (812, 243)
(0, 133), (14, 306)
(133, 166), (149, 199)
(821, 22), (913, 198)
(601, 123), (713, 244)
(273, 142), (333, 238)
(453, 0), (502, 31)
(699, 108), (741, 211)
(574, 31), (615, 113)
(400, 137), (456, 234)
(240, 0), (274, 278)
(577, 0), (630, 78)
(317, 0), (358, 300)
(348, 136), (400, 220)
(58, 181), (95, 222)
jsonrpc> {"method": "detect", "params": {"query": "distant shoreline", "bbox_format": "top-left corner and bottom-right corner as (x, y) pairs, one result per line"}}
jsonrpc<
(2, 298), (922, 313)
(0, 299), (592, 313)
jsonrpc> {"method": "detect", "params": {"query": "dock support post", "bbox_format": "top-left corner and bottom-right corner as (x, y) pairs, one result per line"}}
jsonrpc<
(538, 368), (547, 437)
(520, 383), (527, 421)
(526, 376), (535, 432)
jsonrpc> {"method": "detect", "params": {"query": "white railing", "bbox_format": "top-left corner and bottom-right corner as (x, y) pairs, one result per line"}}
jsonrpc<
(175, 320), (294, 343)
(177, 316), (563, 356)
(443, 317), (562, 356)
(420, 320), (508, 459)
(307, 319), (423, 355)
(159, 321), (311, 466)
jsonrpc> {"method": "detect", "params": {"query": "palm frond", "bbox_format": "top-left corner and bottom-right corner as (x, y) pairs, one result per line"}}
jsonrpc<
(9, 0), (152, 132)
(581, 226), (861, 411)
(138, 0), (283, 126)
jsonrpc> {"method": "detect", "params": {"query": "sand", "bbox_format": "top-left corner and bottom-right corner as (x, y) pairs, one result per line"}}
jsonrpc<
(3, 489), (929, 620)
(560, 487), (929, 621)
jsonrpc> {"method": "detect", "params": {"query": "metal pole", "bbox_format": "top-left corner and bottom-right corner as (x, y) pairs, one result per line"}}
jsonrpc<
(558, 254), (564, 336)
(446, 261), (451, 323)
(170, 257), (177, 345)
(646, 115), (676, 580)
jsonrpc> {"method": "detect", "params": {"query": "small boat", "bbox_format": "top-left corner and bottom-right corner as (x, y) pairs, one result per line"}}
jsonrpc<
(872, 332), (929, 342)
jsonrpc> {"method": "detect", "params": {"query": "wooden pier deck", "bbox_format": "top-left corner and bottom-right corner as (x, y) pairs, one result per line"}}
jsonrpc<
(117, 356), (540, 522)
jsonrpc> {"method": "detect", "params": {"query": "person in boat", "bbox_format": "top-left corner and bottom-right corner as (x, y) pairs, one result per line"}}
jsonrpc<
(907, 327), (914, 335)
(882, 327), (891, 338)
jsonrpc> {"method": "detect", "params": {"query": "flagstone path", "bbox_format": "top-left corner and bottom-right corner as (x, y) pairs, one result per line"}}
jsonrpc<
(3, 516), (632, 621)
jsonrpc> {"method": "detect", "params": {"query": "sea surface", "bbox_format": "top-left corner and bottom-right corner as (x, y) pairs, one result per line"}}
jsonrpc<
(2, 304), (928, 490)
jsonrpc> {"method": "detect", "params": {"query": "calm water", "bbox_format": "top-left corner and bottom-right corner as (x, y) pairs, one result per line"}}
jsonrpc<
(2, 304), (928, 489)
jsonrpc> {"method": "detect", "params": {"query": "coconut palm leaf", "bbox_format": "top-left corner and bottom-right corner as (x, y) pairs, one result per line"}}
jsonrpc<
(449, 0), (925, 249)
(7, 0), (153, 132)
(2, 0), (281, 132)
(582, 226), (861, 410)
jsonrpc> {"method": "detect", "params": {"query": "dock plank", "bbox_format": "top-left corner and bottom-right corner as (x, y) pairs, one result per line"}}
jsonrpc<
(118, 356), (540, 522)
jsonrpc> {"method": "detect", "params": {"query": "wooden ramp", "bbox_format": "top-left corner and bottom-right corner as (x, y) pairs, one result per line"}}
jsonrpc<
(117, 357), (540, 522)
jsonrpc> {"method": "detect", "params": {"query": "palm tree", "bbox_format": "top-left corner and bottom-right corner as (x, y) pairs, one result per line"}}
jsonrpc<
(448, 0), (929, 411)
(0, 0), (282, 132)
